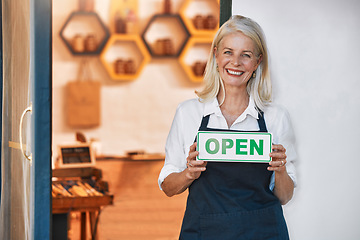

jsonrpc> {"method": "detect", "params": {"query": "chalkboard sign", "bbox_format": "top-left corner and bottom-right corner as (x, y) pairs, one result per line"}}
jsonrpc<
(58, 143), (95, 168)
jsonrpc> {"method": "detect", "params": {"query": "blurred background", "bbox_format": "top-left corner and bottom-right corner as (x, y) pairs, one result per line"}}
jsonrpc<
(52, 0), (218, 239)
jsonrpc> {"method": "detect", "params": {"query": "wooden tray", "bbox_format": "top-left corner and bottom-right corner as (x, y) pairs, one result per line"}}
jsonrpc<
(53, 195), (113, 214)
(52, 167), (114, 213)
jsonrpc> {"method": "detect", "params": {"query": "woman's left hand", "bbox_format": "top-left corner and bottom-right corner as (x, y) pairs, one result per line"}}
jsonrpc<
(268, 144), (287, 172)
(268, 144), (294, 205)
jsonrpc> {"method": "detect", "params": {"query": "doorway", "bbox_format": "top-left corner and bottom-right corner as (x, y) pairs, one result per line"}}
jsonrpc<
(0, 0), (52, 239)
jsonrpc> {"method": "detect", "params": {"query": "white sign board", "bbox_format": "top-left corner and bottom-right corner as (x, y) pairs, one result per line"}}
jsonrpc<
(197, 131), (272, 162)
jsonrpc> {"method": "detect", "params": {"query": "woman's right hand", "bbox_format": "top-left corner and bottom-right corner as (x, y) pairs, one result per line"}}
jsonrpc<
(186, 142), (207, 180)
(161, 142), (207, 197)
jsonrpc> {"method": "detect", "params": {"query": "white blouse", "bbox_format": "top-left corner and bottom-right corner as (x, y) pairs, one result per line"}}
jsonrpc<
(158, 97), (297, 191)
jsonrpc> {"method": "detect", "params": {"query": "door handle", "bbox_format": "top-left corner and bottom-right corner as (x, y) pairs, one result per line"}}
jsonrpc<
(19, 104), (32, 164)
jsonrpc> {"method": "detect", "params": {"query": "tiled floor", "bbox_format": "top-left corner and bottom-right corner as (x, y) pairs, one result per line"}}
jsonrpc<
(68, 159), (188, 240)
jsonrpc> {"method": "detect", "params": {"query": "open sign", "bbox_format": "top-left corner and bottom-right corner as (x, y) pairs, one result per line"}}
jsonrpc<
(196, 131), (272, 162)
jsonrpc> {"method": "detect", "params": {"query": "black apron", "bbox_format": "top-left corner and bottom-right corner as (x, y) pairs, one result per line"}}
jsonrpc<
(179, 113), (289, 240)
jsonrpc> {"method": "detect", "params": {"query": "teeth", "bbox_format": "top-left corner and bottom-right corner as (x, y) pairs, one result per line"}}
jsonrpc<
(227, 69), (243, 76)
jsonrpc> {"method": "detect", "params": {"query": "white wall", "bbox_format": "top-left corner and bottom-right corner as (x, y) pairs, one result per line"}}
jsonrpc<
(233, 0), (360, 239)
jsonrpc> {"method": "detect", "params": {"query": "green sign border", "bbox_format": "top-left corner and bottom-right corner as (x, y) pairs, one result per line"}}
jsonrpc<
(196, 131), (272, 163)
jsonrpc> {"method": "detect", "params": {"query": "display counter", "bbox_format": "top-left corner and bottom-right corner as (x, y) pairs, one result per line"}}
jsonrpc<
(52, 167), (114, 240)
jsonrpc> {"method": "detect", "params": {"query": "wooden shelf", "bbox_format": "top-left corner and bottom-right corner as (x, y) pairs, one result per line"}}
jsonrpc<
(179, 36), (213, 82)
(100, 34), (150, 81)
(59, 11), (110, 56)
(53, 195), (113, 214)
(141, 14), (190, 58)
(179, 0), (219, 37)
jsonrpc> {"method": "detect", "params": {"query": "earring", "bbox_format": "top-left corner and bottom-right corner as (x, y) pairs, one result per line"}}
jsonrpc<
(252, 72), (256, 78)
(216, 65), (219, 72)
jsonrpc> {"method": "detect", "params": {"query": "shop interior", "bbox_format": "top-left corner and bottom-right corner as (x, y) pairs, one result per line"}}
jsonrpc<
(52, 0), (220, 239)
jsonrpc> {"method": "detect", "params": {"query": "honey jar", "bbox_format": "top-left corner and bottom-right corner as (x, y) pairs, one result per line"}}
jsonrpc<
(115, 13), (126, 33)
(193, 15), (205, 30)
(125, 60), (136, 74)
(84, 34), (97, 52)
(154, 39), (164, 55)
(164, 0), (171, 14)
(192, 61), (204, 76)
(114, 59), (126, 74)
(205, 15), (217, 29)
(72, 34), (85, 53)
(79, 0), (86, 11)
(79, 0), (94, 12)
(163, 38), (174, 55)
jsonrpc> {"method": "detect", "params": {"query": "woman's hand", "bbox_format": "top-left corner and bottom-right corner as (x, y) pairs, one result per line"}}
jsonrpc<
(268, 144), (294, 205)
(161, 142), (207, 197)
(186, 142), (207, 180)
(268, 144), (287, 172)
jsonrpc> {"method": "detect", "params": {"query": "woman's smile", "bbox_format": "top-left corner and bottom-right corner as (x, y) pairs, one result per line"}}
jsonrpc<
(226, 68), (244, 76)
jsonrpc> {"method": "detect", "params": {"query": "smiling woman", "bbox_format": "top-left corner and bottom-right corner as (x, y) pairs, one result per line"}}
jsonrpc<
(159, 15), (296, 240)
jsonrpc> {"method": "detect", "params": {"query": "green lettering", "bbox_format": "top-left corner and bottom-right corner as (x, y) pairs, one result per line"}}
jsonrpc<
(250, 139), (263, 155)
(222, 139), (234, 154)
(236, 139), (248, 155)
(205, 138), (219, 154)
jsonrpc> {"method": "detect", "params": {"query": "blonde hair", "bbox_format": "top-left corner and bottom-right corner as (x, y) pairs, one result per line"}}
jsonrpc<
(196, 15), (272, 111)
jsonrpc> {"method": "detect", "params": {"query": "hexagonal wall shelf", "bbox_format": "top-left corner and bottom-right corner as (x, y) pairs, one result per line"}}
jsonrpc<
(59, 11), (110, 56)
(141, 14), (190, 58)
(179, 36), (213, 82)
(180, 0), (220, 36)
(100, 34), (150, 81)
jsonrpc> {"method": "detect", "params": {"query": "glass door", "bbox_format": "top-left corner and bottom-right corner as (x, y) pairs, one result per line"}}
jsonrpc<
(0, 0), (52, 239)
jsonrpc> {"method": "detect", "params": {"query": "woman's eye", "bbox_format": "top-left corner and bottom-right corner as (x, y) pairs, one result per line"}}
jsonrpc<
(242, 54), (251, 58)
(224, 51), (232, 55)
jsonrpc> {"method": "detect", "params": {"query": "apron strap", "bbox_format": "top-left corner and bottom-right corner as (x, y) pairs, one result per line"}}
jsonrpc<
(257, 111), (268, 132)
(199, 114), (210, 130)
(193, 114), (210, 142)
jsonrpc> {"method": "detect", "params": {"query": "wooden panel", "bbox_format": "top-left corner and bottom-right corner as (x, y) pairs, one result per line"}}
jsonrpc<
(53, 195), (113, 214)
(53, 167), (102, 180)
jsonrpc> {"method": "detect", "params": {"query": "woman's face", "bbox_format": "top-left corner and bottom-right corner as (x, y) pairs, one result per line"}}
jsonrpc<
(215, 32), (262, 89)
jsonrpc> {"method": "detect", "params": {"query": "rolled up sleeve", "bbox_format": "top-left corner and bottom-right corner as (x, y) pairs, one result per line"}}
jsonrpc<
(269, 106), (297, 190)
(158, 105), (187, 190)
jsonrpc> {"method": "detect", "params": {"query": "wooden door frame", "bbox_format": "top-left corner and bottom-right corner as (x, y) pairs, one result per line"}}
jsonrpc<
(220, 0), (232, 26)
(0, 0), (3, 201)
(31, 0), (52, 239)
(0, 0), (52, 238)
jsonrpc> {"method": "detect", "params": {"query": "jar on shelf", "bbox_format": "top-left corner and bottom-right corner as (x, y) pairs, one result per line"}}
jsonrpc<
(205, 15), (217, 29)
(115, 12), (126, 34)
(164, 0), (171, 14)
(114, 59), (126, 74)
(72, 34), (85, 52)
(163, 38), (174, 55)
(79, 0), (86, 11)
(125, 9), (137, 34)
(154, 39), (164, 55)
(84, 34), (97, 52)
(125, 60), (136, 74)
(192, 61), (206, 76)
(79, 0), (94, 12)
(193, 15), (205, 30)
